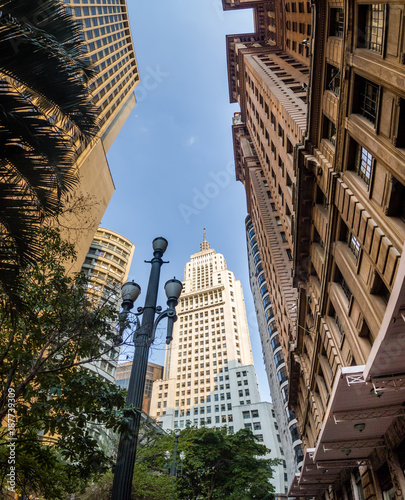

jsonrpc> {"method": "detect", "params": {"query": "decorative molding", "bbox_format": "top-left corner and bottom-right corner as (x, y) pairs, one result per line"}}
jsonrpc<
(333, 405), (405, 423)
(372, 375), (405, 394)
(322, 438), (385, 451)
(346, 373), (366, 385)
(316, 458), (371, 468)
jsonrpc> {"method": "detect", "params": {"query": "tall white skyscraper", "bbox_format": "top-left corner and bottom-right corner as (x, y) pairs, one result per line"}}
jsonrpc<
(150, 234), (289, 495)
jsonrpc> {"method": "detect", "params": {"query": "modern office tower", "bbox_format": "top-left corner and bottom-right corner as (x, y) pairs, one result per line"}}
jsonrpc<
(81, 227), (135, 384)
(245, 216), (302, 484)
(61, 1), (140, 270)
(115, 361), (163, 415)
(224, 1), (405, 498)
(150, 236), (288, 496)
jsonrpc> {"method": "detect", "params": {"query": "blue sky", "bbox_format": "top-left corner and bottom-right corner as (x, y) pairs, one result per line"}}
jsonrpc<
(100, 2), (272, 400)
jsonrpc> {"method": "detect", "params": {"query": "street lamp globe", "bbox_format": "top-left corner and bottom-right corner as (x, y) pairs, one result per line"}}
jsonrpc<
(165, 278), (183, 300)
(121, 281), (141, 305)
(152, 237), (168, 253)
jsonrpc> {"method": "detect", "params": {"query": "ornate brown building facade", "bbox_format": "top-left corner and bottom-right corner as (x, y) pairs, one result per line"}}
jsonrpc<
(224, 0), (405, 498)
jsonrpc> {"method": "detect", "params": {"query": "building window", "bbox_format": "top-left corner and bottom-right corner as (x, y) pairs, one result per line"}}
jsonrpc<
(290, 423), (300, 442)
(395, 99), (405, 148)
(358, 4), (385, 53)
(277, 367), (288, 385)
(348, 233), (361, 260)
(385, 176), (405, 221)
(324, 116), (337, 146)
(271, 335), (281, 351)
(340, 275), (353, 302)
(356, 76), (379, 124)
(329, 8), (344, 37)
(326, 63), (340, 96)
(271, 112), (276, 129)
(356, 145), (373, 186)
(334, 310), (344, 336)
(274, 351), (284, 368)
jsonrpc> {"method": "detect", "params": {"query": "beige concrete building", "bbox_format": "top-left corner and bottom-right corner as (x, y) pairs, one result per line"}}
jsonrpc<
(61, 1), (139, 271)
(150, 235), (288, 495)
(81, 227), (134, 383)
(115, 361), (163, 415)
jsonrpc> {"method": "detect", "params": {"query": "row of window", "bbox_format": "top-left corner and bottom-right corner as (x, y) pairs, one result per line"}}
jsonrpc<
(174, 415), (232, 427)
(285, 1), (311, 14)
(250, 229), (290, 395)
(175, 365), (233, 382)
(324, 100), (405, 220)
(180, 297), (224, 310)
(330, 5), (385, 55)
(286, 21), (311, 36)
(68, 0), (122, 5)
(285, 37), (310, 58)
(324, 71), (401, 142)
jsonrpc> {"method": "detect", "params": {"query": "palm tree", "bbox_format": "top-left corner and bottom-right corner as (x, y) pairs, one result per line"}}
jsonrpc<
(0, 0), (99, 301)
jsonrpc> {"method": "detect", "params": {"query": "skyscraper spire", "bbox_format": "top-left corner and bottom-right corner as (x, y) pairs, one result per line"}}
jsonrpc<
(200, 228), (210, 251)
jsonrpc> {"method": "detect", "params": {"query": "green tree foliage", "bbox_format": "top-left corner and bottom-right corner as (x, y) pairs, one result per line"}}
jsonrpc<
(82, 426), (278, 500)
(177, 427), (277, 500)
(0, 229), (127, 499)
(80, 420), (176, 500)
(0, 0), (99, 299)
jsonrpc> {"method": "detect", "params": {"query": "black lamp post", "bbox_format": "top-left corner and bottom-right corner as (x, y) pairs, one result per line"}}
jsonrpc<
(165, 430), (185, 483)
(111, 237), (182, 500)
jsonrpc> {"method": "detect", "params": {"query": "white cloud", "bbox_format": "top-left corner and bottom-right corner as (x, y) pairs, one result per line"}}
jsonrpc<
(187, 136), (197, 146)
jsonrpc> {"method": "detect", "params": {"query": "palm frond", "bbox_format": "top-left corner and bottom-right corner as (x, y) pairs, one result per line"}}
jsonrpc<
(0, 3), (99, 139)
(0, 80), (79, 208)
(0, 0), (101, 307)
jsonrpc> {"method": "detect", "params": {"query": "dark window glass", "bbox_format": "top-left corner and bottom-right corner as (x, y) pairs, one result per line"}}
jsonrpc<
(358, 4), (385, 53)
(356, 144), (373, 185)
(356, 76), (379, 124)
(329, 8), (344, 37)
(326, 63), (340, 96)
